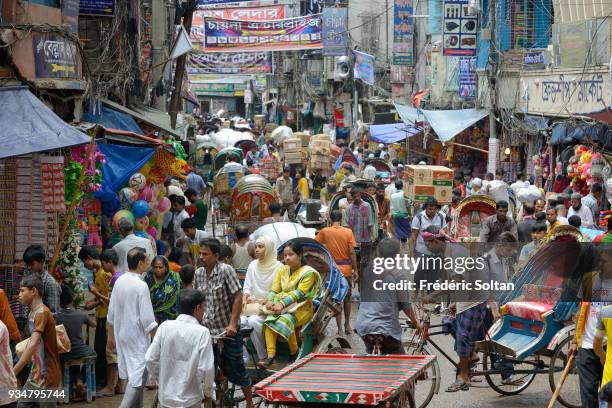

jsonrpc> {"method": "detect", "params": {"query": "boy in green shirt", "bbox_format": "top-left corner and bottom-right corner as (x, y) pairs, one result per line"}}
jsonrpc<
(185, 188), (209, 231)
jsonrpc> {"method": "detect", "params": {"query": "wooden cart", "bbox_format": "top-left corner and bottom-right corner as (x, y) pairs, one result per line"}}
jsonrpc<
(255, 354), (436, 408)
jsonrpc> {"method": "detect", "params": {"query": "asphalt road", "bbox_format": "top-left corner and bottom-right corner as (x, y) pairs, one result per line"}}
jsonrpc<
(71, 307), (580, 408)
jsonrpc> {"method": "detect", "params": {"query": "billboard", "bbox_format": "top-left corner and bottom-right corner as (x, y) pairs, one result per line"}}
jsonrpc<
(442, 0), (477, 56)
(322, 7), (348, 56)
(188, 52), (273, 74)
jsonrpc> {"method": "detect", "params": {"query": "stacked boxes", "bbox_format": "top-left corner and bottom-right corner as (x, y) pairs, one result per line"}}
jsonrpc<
(308, 135), (332, 170)
(404, 165), (454, 204)
(283, 138), (303, 164)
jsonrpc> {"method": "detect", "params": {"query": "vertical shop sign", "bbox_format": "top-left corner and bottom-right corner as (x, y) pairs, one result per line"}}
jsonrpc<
(458, 56), (476, 98)
(322, 7), (348, 56)
(393, 0), (414, 65)
(442, 0), (477, 56)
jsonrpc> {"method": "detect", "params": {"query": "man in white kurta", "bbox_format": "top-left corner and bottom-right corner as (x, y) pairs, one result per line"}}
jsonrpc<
(145, 288), (214, 408)
(108, 247), (158, 408)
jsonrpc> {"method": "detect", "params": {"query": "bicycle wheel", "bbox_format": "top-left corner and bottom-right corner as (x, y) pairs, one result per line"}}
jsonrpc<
(403, 342), (440, 408)
(482, 349), (536, 395)
(548, 335), (580, 408)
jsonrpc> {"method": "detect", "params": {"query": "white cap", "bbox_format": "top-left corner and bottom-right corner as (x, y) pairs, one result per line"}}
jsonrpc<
(398, 164), (404, 168)
(353, 150), (359, 156)
(368, 153), (375, 158)
(472, 177), (482, 187)
(378, 143), (384, 149)
(418, 161), (426, 165)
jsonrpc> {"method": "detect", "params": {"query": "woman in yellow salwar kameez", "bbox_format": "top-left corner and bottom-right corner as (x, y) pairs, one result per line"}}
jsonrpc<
(258, 241), (321, 368)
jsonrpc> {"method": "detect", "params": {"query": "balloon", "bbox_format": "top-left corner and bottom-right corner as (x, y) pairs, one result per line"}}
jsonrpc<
(157, 197), (171, 213)
(147, 227), (158, 239)
(132, 200), (150, 218)
(112, 210), (135, 230)
(129, 172), (147, 191)
(139, 185), (153, 202)
(120, 187), (138, 205)
(135, 216), (149, 231)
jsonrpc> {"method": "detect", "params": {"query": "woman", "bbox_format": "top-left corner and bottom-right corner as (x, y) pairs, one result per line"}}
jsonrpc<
(241, 236), (283, 362)
(259, 241), (321, 368)
(297, 170), (310, 200)
(144, 255), (181, 323)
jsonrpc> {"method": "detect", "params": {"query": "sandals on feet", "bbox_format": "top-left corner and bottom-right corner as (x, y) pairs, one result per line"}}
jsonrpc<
(257, 357), (275, 368)
(446, 379), (469, 392)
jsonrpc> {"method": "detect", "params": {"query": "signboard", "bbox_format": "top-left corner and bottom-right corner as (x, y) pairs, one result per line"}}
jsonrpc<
(519, 72), (610, 115)
(188, 52), (273, 74)
(558, 21), (589, 68)
(62, 0), (80, 33)
(203, 15), (322, 52)
(32, 34), (79, 79)
(458, 56), (476, 98)
(523, 50), (547, 69)
(192, 83), (235, 95)
(192, 6), (285, 42)
(353, 50), (375, 86)
(198, 0), (255, 5)
(322, 7), (348, 56)
(79, 0), (114, 16)
(442, 0), (477, 56)
(392, 0), (414, 65)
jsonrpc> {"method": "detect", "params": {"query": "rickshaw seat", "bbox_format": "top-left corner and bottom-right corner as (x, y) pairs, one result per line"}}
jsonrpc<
(502, 301), (554, 321)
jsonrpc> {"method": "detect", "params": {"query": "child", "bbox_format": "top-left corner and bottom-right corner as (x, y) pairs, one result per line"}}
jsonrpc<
(97, 249), (121, 397)
(22, 244), (61, 315)
(179, 265), (195, 290)
(78, 246), (111, 390)
(0, 318), (18, 407)
(185, 188), (209, 231)
(14, 274), (62, 398)
(178, 218), (210, 266)
(55, 285), (96, 401)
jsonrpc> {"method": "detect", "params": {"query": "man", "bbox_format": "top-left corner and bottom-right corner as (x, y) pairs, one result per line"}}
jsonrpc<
(343, 187), (374, 283)
(518, 222), (547, 268)
(471, 178), (483, 195)
(556, 203), (570, 225)
(363, 159), (377, 181)
(535, 198), (546, 214)
(582, 183), (603, 223)
(479, 200), (518, 244)
(389, 180), (411, 247)
(168, 195), (191, 246)
(355, 238), (421, 354)
(22, 244), (61, 315)
(375, 184), (390, 239)
(568, 192), (594, 228)
(186, 170), (207, 198)
(145, 289), (214, 408)
(316, 210), (358, 335)
(319, 179), (337, 206)
(107, 248), (157, 408)
(464, 172), (473, 197)
(194, 240), (253, 408)
(113, 218), (155, 273)
(517, 203), (536, 243)
(262, 202), (286, 224)
(178, 218), (211, 266)
(275, 167), (295, 221)
(339, 165), (357, 190)
(338, 186), (353, 217)
(546, 206), (565, 231)
(580, 248), (612, 408)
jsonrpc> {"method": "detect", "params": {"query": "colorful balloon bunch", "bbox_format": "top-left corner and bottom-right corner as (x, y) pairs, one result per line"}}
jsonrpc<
(567, 145), (603, 195)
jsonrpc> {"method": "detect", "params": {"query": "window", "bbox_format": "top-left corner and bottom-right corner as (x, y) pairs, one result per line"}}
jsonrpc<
(496, 0), (553, 50)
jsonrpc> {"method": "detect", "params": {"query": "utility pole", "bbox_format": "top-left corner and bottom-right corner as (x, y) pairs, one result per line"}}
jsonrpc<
(385, 0), (389, 63)
(169, 0), (197, 129)
(151, 0), (168, 110)
(487, 0), (498, 175)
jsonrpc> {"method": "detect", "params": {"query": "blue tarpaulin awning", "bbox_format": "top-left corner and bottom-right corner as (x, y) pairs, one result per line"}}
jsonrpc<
(0, 86), (90, 159)
(82, 103), (144, 135)
(369, 123), (422, 144)
(551, 122), (611, 150)
(394, 103), (489, 143)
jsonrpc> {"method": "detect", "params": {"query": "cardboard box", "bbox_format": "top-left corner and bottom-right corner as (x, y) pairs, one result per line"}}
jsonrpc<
(310, 155), (331, 169)
(435, 186), (453, 203)
(283, 138), (301, 151)
(405, 165), (453, 186)
(284, 151), (303, 162)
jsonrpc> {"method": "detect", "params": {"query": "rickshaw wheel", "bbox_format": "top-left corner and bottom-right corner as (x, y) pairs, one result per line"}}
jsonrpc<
(482, 349), (536, 395)
(548, 335), (581, 408)
(403, 343), (439, 408)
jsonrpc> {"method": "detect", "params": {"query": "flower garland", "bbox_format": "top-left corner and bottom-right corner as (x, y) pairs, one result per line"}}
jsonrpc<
(54, 216), (86, 306)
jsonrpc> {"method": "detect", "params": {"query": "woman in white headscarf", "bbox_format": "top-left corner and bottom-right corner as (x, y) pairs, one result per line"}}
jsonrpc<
(241, 236), (282, 361)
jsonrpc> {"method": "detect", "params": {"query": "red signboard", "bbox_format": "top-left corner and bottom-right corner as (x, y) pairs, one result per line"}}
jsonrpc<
(191, 6), (285, 42)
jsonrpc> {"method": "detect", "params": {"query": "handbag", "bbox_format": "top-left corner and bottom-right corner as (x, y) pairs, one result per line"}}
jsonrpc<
(262, 300), (308, 315)
(16, 324), (71, 356)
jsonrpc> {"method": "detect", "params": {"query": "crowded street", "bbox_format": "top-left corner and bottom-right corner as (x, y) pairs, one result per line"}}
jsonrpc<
(1, 0), (612, 407)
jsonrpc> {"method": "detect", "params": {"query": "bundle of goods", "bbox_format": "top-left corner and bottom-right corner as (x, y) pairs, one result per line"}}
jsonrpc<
(404, 165), (453, 204)
(566, 145), (606, 195)
(308, 134), (332, 171)
(283, 138), (304, 165)
(294, 132), (311, 148)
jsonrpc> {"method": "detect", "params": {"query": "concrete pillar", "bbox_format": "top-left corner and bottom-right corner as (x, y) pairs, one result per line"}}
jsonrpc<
(151, 0), (168, 111)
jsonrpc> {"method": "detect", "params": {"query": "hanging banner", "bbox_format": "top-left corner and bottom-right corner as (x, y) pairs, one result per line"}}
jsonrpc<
(79, 0), (114, 16)
(198, 0), (254, 5)
(353, 50), (375, 86)
(458, 56), (476, 98)
(188, 52), (273, 74)
(202, 14), (323, 52)
(192, 6), (285, 42)
(322, 7), (348, 56)
(32, 33), (79, 79)
(442, 0), (477, 56)
(392, 0), (414, 65)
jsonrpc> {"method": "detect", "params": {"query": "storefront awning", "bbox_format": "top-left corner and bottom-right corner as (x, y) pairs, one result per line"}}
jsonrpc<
(394, 103), (489, 143)
(102, 100), (183, 139)
(551, 122), (611, 150)
(369, 123), (421, 144)
(0, 86), (90, 159)
(82, 103), (144, 135)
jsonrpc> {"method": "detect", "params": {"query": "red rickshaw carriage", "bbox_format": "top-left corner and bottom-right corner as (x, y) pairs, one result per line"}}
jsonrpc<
(450, 195), (497, 242)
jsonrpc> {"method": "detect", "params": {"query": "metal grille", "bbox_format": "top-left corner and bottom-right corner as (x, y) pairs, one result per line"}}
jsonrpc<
(496, 0), (553, 50)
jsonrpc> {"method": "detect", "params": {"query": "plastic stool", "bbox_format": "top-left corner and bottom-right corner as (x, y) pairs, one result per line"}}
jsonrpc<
(62, 355), (97, 403)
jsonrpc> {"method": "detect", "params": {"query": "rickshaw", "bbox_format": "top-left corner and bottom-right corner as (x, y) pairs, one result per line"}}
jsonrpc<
(214, 147), (244, 172)
(211, 164), (244, 236)
(235, 139), (258, 158)
(230, 174), (277, 226)
(474, 225), (590, 408)
(334, 148), (360, 185)
(326, 190), (379, 241)
(370, 158), (392, 184)
(450, 195), (497, 241)
(219, 236), (355, 407)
